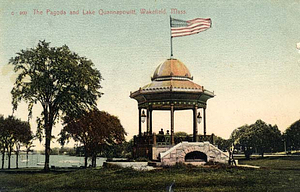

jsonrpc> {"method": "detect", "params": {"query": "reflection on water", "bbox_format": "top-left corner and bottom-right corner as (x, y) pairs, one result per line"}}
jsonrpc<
(0, 153), (106, 168)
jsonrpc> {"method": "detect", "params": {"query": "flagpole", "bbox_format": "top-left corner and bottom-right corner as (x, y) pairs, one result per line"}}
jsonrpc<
(170, 15), (173, 58)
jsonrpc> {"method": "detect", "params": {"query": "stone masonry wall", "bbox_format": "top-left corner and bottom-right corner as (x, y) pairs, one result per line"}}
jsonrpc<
(160, 142), (229, 166)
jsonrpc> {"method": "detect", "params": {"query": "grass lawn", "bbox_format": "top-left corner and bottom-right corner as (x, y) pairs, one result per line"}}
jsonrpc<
(1, 157), (300, 192)
(238, 155), (300, 170)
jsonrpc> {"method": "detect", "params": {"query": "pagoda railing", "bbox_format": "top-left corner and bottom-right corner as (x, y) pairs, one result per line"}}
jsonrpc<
(134, 133), (214, 146)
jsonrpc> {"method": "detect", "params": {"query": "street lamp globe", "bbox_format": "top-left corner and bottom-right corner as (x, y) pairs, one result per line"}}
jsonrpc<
(197, 112), (202, 124)
(141, 110), (146, 123)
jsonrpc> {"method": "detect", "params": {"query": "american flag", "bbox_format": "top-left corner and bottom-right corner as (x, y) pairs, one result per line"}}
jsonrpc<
(171, 17), (212, 38)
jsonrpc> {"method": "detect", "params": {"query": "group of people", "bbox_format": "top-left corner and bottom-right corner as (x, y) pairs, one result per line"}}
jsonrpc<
(158, 128), (169, 135)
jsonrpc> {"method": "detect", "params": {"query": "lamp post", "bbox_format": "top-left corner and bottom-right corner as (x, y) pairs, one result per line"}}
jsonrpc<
(197, 112), (202, 124)
(138, 109), (147, 136)
(141, 110), (146, 123)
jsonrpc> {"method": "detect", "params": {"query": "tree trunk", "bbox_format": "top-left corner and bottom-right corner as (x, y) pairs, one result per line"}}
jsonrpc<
(26, 151), (29, 168)
(84, 145), (88, 168)
(16, 151), (19, 169)
(8, 151), (11, 169)
(43, 105), (55, 172)
(43, 107), (54, 172)
(84, 155), (88, 168)
(245, 150), (251, 160)
(1, 151), (5, 169)
(92, 154), (96, 168)
(44, 126), (52, 172)
(15, 143), (20, 169)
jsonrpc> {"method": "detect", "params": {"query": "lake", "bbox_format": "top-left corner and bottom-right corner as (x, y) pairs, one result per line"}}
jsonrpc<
(0, 153), (107, 169)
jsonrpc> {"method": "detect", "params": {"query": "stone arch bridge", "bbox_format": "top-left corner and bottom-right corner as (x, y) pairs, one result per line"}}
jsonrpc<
(159, 142), (229, 166)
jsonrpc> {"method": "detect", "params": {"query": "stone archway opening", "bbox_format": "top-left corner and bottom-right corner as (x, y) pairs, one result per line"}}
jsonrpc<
(185, 151), (207, 162)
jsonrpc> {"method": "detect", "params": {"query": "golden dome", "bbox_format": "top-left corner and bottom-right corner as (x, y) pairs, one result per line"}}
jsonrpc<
(152, 59), (192, 80)
(130, 58), (215, 109)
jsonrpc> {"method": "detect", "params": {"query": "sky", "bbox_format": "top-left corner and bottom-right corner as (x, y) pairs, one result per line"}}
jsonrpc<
(1, 0), (300, 150)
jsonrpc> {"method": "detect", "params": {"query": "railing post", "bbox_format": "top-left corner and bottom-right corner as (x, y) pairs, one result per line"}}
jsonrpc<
(149, 107), (153, 134)
(153, 133), (156, 146)
(203, 108), (207, 136)
(147, 108), (150, 134)
(138, 108), (142, 137)
(171, 104), (175, 145)
(193, 105), (198, 142)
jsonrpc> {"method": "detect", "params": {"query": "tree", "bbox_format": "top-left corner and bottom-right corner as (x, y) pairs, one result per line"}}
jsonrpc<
(0, 115), (6, 169)
(61, 110), (126, 167)
(24, 139), (34, 168)
(2, 116), (16, 169)
(14, 120), (32, 169)
(230, 125), (252, 158)
(231, 120), (282, 159)
(10, 40), (103, 171)
(284, 120), (300, 151)
(214, 136), (232, 152)
(174, 132), (189, 137)
(0, 116), (32, 169)
(101, 140), (133, 159)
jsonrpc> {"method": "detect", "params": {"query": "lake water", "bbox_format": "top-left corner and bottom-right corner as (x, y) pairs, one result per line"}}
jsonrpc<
(0, 153), (107, 169)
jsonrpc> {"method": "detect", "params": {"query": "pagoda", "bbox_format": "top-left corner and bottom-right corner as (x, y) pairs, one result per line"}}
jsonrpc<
(130, 58), (215, 160)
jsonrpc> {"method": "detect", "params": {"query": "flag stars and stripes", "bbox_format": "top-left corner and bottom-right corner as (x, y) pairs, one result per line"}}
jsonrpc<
(171, 17), (212, 38)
